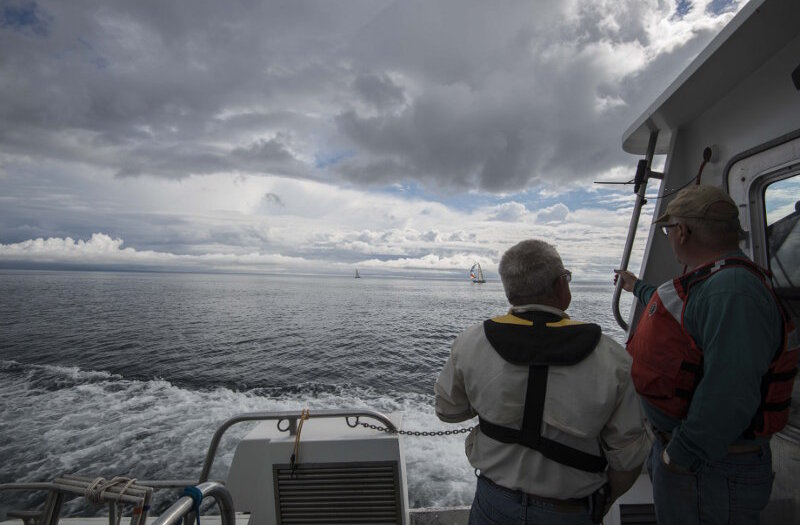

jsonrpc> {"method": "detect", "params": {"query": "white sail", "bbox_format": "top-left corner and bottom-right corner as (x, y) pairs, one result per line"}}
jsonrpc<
(469, 262), (485, 283)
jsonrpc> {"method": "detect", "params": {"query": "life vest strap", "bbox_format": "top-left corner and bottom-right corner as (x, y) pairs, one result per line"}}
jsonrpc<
(676, 257), (773, 297)
(762, 399), (792, 412)
(478, 364), (608, 473)
(767, 369), (798, 383)
(520, 365), (548, 445)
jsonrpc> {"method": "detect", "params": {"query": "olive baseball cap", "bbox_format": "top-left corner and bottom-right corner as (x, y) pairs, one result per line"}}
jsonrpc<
(654, 185), (739, 224)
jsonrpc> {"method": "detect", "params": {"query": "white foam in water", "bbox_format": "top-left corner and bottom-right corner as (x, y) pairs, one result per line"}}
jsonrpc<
(36, 363), (122, 381)
(0, 360), (476, 517)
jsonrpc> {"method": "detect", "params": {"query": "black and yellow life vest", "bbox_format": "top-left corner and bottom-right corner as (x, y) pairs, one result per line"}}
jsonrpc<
(478, 311), (608, 473)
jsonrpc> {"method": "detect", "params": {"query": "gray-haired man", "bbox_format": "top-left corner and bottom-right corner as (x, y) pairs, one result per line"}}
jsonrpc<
(436, 239), (649, 525)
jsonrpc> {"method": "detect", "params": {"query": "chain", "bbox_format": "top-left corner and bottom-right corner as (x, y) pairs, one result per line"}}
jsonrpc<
(358, 421), (475, 437)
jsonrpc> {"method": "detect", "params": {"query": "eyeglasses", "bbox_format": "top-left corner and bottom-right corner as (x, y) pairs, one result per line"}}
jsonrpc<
(660, 223), (679, 236)
(561, 269), (572, 283)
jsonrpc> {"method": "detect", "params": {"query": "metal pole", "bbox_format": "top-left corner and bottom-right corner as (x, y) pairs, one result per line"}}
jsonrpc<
(38, 490), (64, 525)
(613, 130), (659, 332)
(108, 502), (116, 525)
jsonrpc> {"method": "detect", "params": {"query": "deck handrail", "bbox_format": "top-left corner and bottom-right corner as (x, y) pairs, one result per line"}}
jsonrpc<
(149, 482), (234, 525)
(0, 476), (152, 525)
(197, 408), (397, 483)
(613, 130), (659, 332)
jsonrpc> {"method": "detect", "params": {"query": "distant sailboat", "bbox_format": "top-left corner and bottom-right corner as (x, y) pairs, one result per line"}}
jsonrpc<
(469, 262), (486, 283)
(354, 268), (361, 279)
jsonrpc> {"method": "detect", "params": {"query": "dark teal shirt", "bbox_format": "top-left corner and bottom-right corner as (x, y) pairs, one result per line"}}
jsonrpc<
(632, 251), (783, 469)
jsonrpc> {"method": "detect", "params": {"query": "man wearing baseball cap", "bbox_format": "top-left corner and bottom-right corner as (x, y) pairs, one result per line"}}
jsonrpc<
(615, 185), (796, 525)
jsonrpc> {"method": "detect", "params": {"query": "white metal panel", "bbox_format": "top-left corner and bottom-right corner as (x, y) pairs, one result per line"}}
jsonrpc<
(226, 417), (408, 525)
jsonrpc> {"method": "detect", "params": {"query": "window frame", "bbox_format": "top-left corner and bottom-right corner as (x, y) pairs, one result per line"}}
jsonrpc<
(751, 167), (800, 299)
(724, 129), (800, 300)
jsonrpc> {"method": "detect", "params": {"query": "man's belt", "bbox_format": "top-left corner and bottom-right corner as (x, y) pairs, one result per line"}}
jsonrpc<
(479, 475), (587, 513)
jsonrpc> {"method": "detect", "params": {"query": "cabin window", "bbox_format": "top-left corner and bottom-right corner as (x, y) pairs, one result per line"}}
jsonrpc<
(763, 176), (800, 290)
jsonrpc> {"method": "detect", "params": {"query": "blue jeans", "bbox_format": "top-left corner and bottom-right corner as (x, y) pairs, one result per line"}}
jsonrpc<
(647, 436), (774, 525)
(468, 476), (594, 525)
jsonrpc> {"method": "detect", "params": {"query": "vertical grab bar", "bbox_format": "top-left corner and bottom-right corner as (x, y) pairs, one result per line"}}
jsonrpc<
(613, 130), (659, 332)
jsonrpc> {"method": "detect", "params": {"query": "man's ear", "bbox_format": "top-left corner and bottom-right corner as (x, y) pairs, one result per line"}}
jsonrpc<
(678, 223), (691, 245)
(554, 274), (571, 310)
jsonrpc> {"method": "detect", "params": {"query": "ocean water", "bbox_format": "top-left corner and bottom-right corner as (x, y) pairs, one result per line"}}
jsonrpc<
(0, 270), (632, 518)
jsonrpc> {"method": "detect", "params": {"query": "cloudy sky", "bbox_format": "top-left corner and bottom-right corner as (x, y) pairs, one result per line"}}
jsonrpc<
(0, 0), (744, 279)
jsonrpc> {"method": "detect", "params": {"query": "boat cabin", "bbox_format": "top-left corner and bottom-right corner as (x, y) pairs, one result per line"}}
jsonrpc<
(613, 0), (800, 521)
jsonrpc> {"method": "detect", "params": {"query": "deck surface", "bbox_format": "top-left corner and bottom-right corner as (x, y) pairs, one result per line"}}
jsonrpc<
(0, 508), (472, 525)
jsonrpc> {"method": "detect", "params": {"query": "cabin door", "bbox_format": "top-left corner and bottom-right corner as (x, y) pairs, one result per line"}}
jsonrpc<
(727, 132), (800, 522)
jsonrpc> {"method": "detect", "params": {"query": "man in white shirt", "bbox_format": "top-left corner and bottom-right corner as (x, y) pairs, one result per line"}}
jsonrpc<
(435, 239), (650, 525)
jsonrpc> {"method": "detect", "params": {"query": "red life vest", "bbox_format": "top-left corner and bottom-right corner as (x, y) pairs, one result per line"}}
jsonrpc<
(627, 257), (799, 437)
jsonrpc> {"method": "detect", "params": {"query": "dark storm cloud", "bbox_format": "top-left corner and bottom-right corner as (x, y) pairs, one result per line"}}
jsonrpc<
(0, 0), (739, 194)
(353, 73), (406, 110)
(327, 0), (739, 192)
(0, 1), (388, 181)
(334, 94), (543, 192)
(232, 137), (295, 165)
(1, 1), (48, 35)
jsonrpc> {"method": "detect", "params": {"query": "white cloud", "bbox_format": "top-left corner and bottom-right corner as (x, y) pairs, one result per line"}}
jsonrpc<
(0, 0), (738, 279)
(0, 180), (655, 282)
(0, 233), (314, 272)
(488, 202), (528, 222)
(535, 203), (570, 224)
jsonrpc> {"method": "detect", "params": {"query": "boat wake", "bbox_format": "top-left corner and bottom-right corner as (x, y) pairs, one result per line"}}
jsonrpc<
(0, 359), (475, 518)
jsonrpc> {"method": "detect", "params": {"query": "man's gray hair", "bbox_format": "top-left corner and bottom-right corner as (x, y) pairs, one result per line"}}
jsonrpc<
(499, 239), (565, 306)
(679, 213), (742, 249)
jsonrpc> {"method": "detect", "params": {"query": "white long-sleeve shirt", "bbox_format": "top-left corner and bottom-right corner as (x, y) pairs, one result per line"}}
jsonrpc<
(434, 304), (650, 499)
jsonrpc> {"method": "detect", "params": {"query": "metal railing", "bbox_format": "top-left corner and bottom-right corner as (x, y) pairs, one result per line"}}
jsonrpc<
(0, 475), (153, 525)
(149, 482), (234, 525)
(198, 408), (397, 482)
(0, 409), (397, 525)
(613, 130), (659, 332)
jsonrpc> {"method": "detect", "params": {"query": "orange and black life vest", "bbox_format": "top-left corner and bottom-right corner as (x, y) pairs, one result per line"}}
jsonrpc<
(627, 257), (799, 438)
(478, 311), (608, 472)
